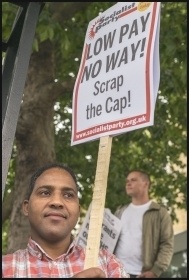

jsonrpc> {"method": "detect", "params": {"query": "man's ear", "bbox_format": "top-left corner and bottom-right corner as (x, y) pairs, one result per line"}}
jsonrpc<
(22, 200), (29, 217)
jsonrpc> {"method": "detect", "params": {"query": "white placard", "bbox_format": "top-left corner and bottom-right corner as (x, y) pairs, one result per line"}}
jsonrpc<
(71, 2), (161, 145)
(76, 204), (122, 253)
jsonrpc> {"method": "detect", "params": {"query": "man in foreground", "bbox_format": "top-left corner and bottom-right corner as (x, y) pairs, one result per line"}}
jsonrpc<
(2, 163), (129, 278)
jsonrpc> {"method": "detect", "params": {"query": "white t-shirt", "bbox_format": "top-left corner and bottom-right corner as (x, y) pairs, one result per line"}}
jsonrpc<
(114, 201), (152, 275)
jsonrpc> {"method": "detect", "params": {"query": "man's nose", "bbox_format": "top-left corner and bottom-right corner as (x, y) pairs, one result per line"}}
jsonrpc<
(49, 193), (64, 208)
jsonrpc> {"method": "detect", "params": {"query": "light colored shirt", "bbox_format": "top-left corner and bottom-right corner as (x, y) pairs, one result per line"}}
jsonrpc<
(2, 237), (130, 278)
(114, 201), (151, 275)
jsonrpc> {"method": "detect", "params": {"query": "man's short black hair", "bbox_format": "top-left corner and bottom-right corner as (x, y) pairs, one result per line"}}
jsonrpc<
(26, 163), (79, 200)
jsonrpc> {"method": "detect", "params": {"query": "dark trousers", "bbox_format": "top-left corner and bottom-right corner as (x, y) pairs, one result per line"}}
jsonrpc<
(129, 274), (138, 278)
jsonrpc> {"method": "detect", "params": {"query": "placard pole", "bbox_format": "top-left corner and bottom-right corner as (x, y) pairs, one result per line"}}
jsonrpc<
(84, 135), (112, 269)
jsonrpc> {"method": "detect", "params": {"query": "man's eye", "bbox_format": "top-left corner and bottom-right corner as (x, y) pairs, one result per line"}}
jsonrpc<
(64, 192), (74, 198)
(40, 190), (50, 196)
(126, 178), (136, 183)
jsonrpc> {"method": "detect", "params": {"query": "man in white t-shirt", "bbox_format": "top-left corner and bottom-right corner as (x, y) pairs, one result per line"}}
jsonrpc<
(114, 170), (174, 278)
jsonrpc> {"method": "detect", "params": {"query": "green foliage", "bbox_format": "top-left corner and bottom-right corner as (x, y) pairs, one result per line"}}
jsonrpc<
(4, 145), (17, 193)
(2, 2), (18, 43)
(2, 144), (17, 252)
(2, 220), (10, 255)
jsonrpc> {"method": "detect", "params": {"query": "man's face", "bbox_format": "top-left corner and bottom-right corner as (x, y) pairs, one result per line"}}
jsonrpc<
(23, 168), (80, 244)
(125, 171), (148, 197)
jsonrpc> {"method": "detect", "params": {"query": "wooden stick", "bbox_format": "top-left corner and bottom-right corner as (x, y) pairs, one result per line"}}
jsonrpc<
(84, 135), (112, 269)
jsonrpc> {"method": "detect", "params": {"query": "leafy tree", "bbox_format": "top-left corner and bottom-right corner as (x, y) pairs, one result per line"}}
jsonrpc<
(2, 2), (186, 254)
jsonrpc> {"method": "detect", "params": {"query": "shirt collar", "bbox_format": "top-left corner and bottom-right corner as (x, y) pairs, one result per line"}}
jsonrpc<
(27, 237), (78, 260)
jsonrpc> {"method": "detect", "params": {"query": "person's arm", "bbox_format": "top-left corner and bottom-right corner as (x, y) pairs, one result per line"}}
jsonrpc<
(72, 267), (105, 278)
(149, 208), (174, 277)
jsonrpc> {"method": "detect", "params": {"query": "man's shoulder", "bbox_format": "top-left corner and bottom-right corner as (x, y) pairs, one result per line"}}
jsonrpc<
(149, 201), (171, 219)
(114, 204), (129, 218)
(149, 201), (169, 210)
